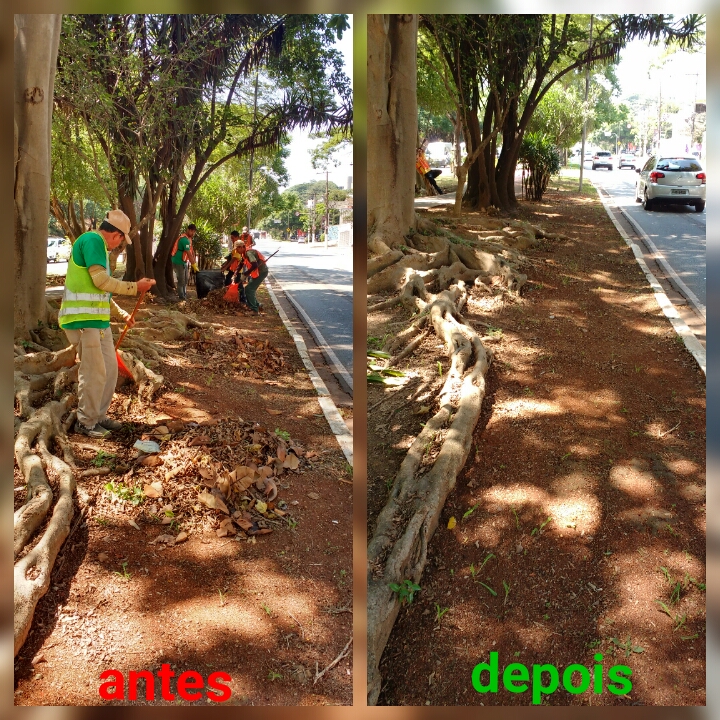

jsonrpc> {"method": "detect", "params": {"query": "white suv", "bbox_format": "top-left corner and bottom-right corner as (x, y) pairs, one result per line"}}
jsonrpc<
(635, 155), (706, 212)
(47, 237), (71, 263)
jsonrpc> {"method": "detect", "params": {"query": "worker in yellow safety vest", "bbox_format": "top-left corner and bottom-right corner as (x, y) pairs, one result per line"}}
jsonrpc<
(58, 209), (156, 439)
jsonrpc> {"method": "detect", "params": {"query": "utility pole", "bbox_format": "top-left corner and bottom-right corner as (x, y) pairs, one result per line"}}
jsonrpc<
(311, 193), (316, 243)
(324, 168), (329, 250)
(246, 72), (259, 229)
(579, 14), (593, 192)
(657, 77), (662, 153)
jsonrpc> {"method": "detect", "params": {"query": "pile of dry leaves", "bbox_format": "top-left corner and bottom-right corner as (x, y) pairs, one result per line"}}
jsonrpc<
(79, 416), (318, 548)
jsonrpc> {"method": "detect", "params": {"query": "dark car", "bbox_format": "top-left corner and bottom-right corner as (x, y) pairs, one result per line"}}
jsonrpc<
(592, 151), (613, 171)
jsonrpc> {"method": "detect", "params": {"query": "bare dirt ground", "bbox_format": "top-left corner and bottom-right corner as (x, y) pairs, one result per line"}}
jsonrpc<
(368, 178), (705, 706)
(15, 281), (352, 706)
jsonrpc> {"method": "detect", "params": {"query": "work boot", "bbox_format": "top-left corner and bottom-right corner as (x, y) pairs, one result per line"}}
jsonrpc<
(74, 422), (111, 439)
(98, 417), (123, 431)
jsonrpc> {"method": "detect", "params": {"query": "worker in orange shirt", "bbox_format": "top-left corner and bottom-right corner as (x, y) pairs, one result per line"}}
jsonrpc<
(416, 143), (444, 194)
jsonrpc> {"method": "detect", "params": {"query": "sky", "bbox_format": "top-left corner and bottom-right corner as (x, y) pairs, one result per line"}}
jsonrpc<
(614, 37), (706, 107)
(281, 16), (353, 192)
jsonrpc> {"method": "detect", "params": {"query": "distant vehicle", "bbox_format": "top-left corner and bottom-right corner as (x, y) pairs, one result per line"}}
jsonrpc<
(425, 141), (452, 166)
(297, 234), (306, 244)
(618, 153), (638, 170)
(635, 155), (705, 212)
(47, 236), (71, 263)
(592, 151), (613, 170)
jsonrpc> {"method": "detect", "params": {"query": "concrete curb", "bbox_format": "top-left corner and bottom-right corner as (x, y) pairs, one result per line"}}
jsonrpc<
(594, 183), (706, 375)
(614, 201), (705, 319)
(263, 279), (353, 466)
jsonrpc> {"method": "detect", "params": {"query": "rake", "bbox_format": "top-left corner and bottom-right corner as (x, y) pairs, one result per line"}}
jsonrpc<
(115, 290), (146, 378)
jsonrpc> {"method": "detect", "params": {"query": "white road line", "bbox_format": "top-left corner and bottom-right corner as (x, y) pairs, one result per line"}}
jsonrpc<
(594, 183), (705, 375)
(263, 279), (353, 466)
(271, 274), (353, 393)
(604, 191), (706, 319)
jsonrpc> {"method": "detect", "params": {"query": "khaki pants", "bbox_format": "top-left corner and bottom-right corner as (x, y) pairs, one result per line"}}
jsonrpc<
(63, 327), (118, 429)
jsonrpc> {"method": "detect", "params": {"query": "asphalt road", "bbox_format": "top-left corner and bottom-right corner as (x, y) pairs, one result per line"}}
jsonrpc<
(255, 238), (354, 384)
(585, 162), (706, 311)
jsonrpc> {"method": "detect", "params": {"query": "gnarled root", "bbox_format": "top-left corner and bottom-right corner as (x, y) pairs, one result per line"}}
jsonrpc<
(14, 345), (76, 376)
(368, 250), (405, 279)
(366, 281), (492, 705)
(14, 371), (56, 419)
(117, 350), (164, 400)
(128, 308), (221, 342)
(14, 394), (77, 656)
(53, 364), (79, 399)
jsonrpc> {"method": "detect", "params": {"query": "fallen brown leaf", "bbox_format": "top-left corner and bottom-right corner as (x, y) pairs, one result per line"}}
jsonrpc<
(198, 490), (229, 514)
(143, 481), (163, 498)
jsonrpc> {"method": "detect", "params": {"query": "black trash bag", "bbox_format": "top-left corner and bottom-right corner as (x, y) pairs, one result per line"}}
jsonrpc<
(195, 270), (225, 299)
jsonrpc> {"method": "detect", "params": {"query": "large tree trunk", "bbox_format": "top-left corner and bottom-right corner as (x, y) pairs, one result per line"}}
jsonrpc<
(14, 14), (62, 340)
(367, 14), (418, 247)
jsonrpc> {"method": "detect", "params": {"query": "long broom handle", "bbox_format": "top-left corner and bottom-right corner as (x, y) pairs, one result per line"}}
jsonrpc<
(115, 290), (146, 351)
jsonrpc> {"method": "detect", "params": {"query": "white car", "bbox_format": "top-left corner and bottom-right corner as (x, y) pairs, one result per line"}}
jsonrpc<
(47, 236), (71, 263)
(635, 155), (706, 212)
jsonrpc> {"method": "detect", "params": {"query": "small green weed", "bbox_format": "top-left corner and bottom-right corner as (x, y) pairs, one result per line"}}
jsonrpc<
(114, 562), (132, 581)
(437, 361), (443, 377)
(268, 671), (283, 681)
(511, 507), (521, 530)
(262, 603), (273, 616)
(92, 450), (116, 467)
(656, 601), (687, 631)
(286, 517), (298, 531)
(389, 579), (421, 605)
(275, 428), (291, 442)
(531, 516), (553, 536)
(435, 604), (450, 625)
(463, 503), (479, 521)
(104, 481), (144, 506)
(503, 581), (511, 605)
(610, 636), (644, 657)
(477, 581), (497, 597)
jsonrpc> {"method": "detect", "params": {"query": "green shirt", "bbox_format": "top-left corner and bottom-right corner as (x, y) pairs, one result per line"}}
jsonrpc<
(172, 236), (191, 265)
(62, 232), (112, 330)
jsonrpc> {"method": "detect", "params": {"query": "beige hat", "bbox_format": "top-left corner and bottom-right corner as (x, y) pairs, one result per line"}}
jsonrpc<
(233, 240), (244, 249)
(106, 209), (132, 245)
(242, 226), (248, 232)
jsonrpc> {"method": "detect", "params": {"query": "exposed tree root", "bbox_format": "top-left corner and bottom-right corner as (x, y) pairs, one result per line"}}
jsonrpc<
(14, 345), (76, 376)
(116, 350), (164, 401)
(130, 308), (222, 343)
(364, 209), (548, 704)
(14, 394), (76, 656)
(366, 280), (492, 704)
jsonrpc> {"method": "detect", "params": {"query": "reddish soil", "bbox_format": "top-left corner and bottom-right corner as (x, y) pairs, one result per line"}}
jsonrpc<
(368, 182), (705, 706)
(15, 282), (352, 706)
